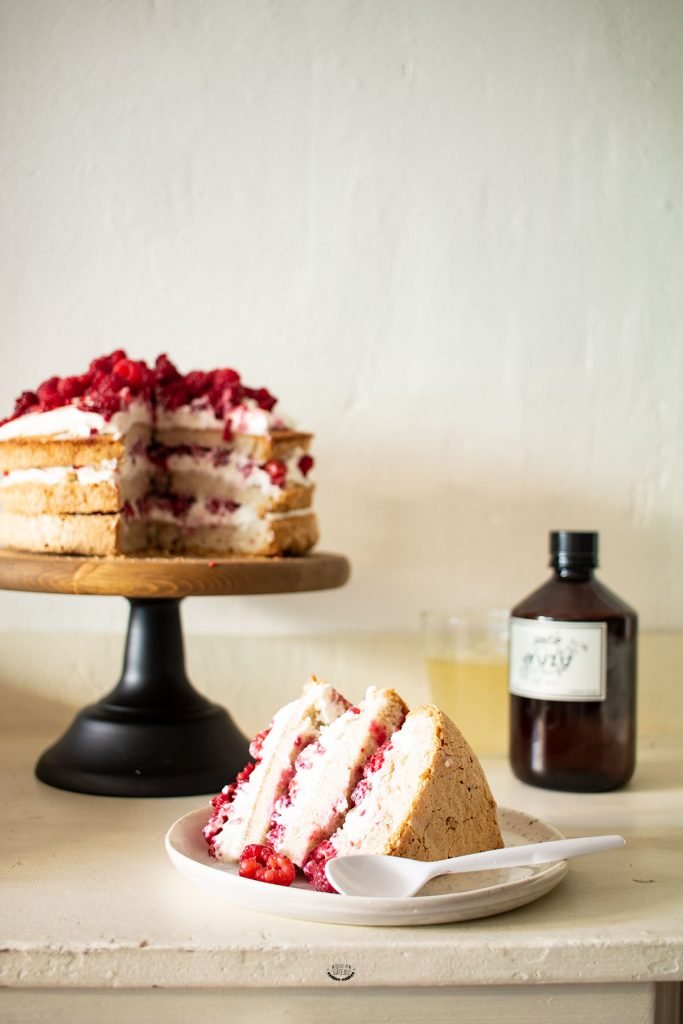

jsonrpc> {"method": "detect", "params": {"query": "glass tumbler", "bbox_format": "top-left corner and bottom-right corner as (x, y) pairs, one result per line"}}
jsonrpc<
(422, 610), (510, 756)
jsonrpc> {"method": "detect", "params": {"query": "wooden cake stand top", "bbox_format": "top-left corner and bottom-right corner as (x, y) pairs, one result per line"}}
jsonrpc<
(0, 549), (351, 599)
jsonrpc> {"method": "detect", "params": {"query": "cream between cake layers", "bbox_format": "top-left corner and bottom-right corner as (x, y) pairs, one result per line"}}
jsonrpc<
(204, 678), (504, 892)
(0, 351), (318, 556)
(302, 704), (503, 890)
(204, 677), (350, 861)
(267, 686), (408, 868)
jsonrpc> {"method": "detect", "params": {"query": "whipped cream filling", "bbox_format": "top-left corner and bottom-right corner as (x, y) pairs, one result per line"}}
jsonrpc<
(0, 461), (119, 487)
(0, 455), (152, 487)
(155, 396), (292, 436)
(0, 400), (151, 441)
(214, 678), (348, 862)
(328, 712), (434, 856)
(143, 497), (312, 528)
(1, 450), (313, 525)
(270, 687), (406, 867)
(166, 447), (313, 495)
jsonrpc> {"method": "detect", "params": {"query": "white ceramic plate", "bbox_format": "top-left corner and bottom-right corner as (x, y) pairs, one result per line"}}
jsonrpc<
(165, 806), (569, 927)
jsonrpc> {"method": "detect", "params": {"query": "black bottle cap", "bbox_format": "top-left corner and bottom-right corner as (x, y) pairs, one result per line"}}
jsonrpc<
(549, 530), (599, 569)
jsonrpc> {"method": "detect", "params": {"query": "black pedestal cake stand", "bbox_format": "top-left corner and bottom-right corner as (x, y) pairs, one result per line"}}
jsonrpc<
(0, 550), (350, 798)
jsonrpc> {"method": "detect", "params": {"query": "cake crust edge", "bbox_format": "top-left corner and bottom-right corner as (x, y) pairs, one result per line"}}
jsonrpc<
(383, 705), (504, 861)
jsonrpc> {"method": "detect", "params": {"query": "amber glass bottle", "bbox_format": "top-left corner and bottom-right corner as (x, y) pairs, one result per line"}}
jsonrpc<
(508, 531), (637, 792)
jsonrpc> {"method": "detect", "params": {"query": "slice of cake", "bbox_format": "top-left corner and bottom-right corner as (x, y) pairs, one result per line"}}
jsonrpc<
(204, 677), (350, 860)
(303, 704), (504, 891)
(0, 350), (318, 557)
(266, 687), (408, 868)
(205, 686), (504, 893)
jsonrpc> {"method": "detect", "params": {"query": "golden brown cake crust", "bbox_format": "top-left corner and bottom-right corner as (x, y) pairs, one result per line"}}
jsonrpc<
(385, 705), (504, 861)
(0, 437), (125, 471)
(151, 513), (319, 556)
(0, 480), (121, 515)
(269, 513), (319, 555)
(152, 429), (312, 462)
(0, 511), (147, 556)
(267, 483), (314, 514)
(0, 510), (319, 558)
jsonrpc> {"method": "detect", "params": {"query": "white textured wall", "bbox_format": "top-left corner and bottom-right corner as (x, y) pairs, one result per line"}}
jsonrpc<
(0, 0), (681, 635)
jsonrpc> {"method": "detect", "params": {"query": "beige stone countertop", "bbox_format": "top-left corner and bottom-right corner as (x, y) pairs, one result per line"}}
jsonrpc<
(1, 733), (681, 992)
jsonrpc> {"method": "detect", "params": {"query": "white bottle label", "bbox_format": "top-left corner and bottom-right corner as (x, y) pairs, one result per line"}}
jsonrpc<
(508, 617), (606, 702)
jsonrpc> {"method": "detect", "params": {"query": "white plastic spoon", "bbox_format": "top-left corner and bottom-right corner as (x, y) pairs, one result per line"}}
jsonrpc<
(325, 834), (625, 898)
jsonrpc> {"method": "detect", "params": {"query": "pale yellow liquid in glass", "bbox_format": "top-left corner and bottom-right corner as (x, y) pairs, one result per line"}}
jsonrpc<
(427, 657), (509, 756)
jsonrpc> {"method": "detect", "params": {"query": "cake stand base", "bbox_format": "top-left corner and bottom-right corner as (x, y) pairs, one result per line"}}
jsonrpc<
(35, 598), (249, 798)
(0, 548), (350, 797)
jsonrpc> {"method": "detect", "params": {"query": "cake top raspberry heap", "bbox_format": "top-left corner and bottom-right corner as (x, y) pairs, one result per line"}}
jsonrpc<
(0, 350), (282, 430)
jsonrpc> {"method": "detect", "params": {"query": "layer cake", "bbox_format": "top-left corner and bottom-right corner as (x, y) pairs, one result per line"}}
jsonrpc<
(0, 351), (317, 557)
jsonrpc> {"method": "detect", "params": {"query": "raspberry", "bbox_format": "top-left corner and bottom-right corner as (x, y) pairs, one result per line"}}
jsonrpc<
(351, 778), (370, 804)
(146, 443), (172, 470)
(263, 459), (286, 488)
(166, 493), (193, 519)
(248, 725), (272, 761)
(113, 358), (147, 389)
(302, 841), (338, 893)
(350, 739), (393, 806)
(57, 374), (91, 401)
(82, 384), (123, 419)
(184, 370), (211, 399)
(266, 822), (285, 848)
(212, 367), (241, 390)
(162, 382), (191, 410)
(209, 374), (245, 419)
(37, 376), (60, 403)
(89, 349), (126, 375)
(235, 761), (256, 785)
(369, 721), (388, 747)
(13, 390), (39, 417)
(202, 761), (257, 857)
(250, 386), (277, 412)
(298, 454), (314, 478)
(202, 788), (235, 855)
(212, 448), (232, 467)
(365, 740), (391, 775)
(154, 353), (182, 385)
(215, 383), (243, 409)
(239, 844), (296, 886)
